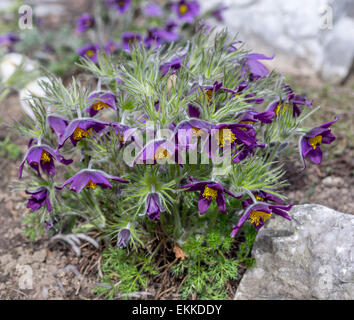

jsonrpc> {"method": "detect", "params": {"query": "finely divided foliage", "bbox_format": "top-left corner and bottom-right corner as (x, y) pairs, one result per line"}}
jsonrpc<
(15, 27), (336, 298)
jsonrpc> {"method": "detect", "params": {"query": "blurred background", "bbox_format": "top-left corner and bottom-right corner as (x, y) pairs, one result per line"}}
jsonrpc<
(0, 0), (353, 299)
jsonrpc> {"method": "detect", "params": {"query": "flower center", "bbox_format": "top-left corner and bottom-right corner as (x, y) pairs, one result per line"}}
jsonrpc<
(92, 101), (108, 111)
(192, 126), (204, 137)
(73, 127), (92, 141)
(205, 89), (213, 101)
(308, 135), (322, 150)
(86, 49), (95, 57)
(202, 186), (218, 200)
(154, 146), (170, 160)
(217, 129), (236, 147)
(249, 210), (272, 226)
(274, 103), (288, 116)
(179, 4), (188, 15)
(85, 180), (97, 189)
(40, 150), (51, 163)
(255, 194), (264, 201)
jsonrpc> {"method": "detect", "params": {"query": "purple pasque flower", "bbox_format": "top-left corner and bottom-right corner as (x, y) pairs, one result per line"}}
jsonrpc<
(122, 32), (141, 51)
(58, 118), (109, 148)
(47, 115), (69, 137)
(231, 202), (292, 236)
(145, 192), (165, 220)
(19, 145), (73, 178)
(181, 181), (240, 214)
(300, 117), (338, 165)
(156, 21), (179, 43)
(134, 139), (176, 165)
(188, 104), (201, 118)
(0, 33), (20, 51)
(242, 190), (283, 209)
(117, 225), (131, 247)
(106, 0), (131, 14)
(144, 28), (164, 49)
(25, 187), (52, 212)
(76, 13), (95, 33)
(56, 169), (128, 193)
(211, 4), (228, 22)
(160, 56), (182, 76)
(203, 81), (223, 102)
(104, 41), (119, 55)
(242, 53), (274, 80)
(77, 44), (100, 63)
(144, 3), (163, 17)
(85, 91), (117, 117)
(172, 0), (200, 23)
(175, 119), (211, 150)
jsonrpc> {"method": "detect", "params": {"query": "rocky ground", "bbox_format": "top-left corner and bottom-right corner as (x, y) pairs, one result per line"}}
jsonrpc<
(0, 75), (353, 300)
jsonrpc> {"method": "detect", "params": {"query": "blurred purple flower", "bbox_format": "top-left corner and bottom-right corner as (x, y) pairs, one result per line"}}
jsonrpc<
(77, 44), (100, 63)
(76, 13), (95, 33)
(26, 187), (52, 212)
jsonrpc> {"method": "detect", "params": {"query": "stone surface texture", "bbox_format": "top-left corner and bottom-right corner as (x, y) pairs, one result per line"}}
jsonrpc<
(235, 204), (354, 300)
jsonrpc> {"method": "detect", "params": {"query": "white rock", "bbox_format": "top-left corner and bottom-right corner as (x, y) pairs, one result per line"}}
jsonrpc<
(0, 53), (36, 83)
(235, 204), (354, 300)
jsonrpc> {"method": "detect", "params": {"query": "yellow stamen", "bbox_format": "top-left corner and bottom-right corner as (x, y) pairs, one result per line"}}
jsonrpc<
(249, 210), (272, 226)
(154, 146), (170, 160)
(217, 129), (236, 147)
(179, 4), (188, 15)
(308, 135), (322, 150)
(85, 180), (97, 189)
(40, 150), (51, 163)
(86, 50), (95, 57)
(192, 126), (204, 138)
(239, 121), (252, 125)
(73, 127), (92, 141)
(202, 186), (218, 200)
(274, 103), (289, 116)
(255, 195), (264, 202)
(205, 89), (213, 101)
(92, 101), (109, 111)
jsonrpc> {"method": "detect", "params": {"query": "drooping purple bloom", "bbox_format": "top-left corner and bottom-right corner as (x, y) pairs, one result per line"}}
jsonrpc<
(144, 28), (164, 49)
(47, 115), (69, 137)
(145, 193), (165, 220)
(85, 91), (117, 117)
(300, 117), (338, 165)
(231, 202), (292, 236)
(181, 181), (240, 214)
(160, 56), (182, 76)
(58, 118), (109, 148)
(26, 187), (52, 212)
(104, 41), (119, 55)
(172, 0), (200, 23)
(117, 226), (131, 247)
(106, 0), (131, 13)
(242, 190), (283, 209)
(77, 44), (100, 63)
(76, 13), (95, 33)
(211, 4), (228, 22)
(0, 33), (20, 51)
(56, 169), (128, 193)
(243, 53), (274, 80)
(188, 104), (201, 118)
(144, 3), (163, 17)
(19, 145), (73, 178)
(156, 21), (179, 43)
(134, 139), (176, 165)
(122, 32), (141, 51)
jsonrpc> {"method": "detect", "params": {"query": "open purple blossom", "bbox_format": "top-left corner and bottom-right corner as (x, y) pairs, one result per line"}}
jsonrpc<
(301, 117), (338, 165)
(242, 190), (283, 209)
(175, 119), (211, 150)
(172, 0), (200, 23)
(0, 33), (20, 51)
(117, 225), (131, 247)
(104, 41), (119, 55)
(77, 44), (100, 63)
(144, 28), (163, 49)
(134, 139), (176, 165)
(56, 169), (128, 193)
(85, 91), (117, 117)
(231, 202), (292, 236)
(76, 13), (95, 33)
(144, 3), (163, 17)
(19, 145), (72, 178)
(47, 115), (69, 137)
(26, 187), (52, 212)
(122, 32), (141, 51)
(58, 119), (109, 148)
(106, 0), (130, 13)
(145, 193), (165, 220)
(181, 181), (240, 214)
